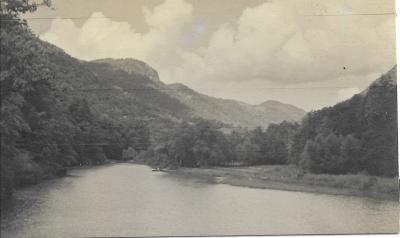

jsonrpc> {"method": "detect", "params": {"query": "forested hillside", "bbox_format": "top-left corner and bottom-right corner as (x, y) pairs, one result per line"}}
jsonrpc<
(81, 61), (191, 121)
(86, 58), (306, 128)
(291, 66), (397, 176)
(167, 83), (306, 128)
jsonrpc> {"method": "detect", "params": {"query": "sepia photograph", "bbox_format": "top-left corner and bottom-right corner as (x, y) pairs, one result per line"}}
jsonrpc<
(0, 0), (398, 237)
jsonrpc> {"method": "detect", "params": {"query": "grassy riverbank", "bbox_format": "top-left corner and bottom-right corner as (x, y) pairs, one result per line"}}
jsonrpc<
(168, 165), (399, 200)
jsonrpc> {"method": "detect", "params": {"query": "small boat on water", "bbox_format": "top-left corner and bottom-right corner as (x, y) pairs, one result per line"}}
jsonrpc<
(152, 167), (163, 172)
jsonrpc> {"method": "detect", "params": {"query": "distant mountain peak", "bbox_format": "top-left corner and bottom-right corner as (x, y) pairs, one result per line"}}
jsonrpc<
(258, 100), (288, 107)
(257, 100), (305, 113)
(168, 83), (194, 92)
(92, 58), (160, 83)
(168, 83), (306, 127)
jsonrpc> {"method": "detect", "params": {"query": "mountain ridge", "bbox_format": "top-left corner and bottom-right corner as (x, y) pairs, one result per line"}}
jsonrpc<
(93, 58), (162, 84)
(91, 58), (306, 128)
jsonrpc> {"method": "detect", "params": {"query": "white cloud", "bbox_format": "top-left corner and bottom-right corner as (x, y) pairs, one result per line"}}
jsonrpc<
(41, 0), (193, 67)
(171, 0), (394, 84)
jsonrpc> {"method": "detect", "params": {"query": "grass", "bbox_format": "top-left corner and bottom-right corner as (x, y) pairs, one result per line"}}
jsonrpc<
(168, 165), (399, 200)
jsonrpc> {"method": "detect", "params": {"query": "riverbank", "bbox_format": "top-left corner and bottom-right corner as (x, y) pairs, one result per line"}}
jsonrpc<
(1, 159), (118, 208)
(168, 165), (399, 200)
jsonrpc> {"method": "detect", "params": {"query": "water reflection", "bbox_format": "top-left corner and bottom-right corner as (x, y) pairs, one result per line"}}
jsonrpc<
(1, 163), (398, 237)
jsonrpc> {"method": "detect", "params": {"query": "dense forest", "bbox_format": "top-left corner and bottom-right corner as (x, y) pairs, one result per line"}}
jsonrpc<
(291, 68), (397, 177)
(1, 0), (397, 203)
(137, 119), (299, 168)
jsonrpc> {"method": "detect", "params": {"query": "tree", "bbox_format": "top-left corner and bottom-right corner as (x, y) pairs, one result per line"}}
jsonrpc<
(299, 138), (323, 172)
(261, 138), (288, 164)
(340, 135), (361, 173)
(235, 139), (261, 165)
(1, 0), (51, 29)
(123, 147), (137, 160)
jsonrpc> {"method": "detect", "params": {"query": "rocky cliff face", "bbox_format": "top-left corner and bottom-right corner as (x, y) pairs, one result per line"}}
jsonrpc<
(93, 58), (161, 84)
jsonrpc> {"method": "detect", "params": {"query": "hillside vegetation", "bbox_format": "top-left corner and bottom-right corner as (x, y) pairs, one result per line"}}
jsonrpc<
(167, 83), (306, 128)
(171, 165), (398, 200)
(291, 66), (397, 176)
(85, 58), (307, 128)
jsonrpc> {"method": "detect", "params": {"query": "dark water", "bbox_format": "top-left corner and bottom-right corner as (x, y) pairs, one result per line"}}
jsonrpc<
(1, 163), (398, 237)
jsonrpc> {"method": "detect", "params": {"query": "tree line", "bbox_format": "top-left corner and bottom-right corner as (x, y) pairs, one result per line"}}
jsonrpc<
(140, 70), (397, 178)
(138, 119), (299, 168)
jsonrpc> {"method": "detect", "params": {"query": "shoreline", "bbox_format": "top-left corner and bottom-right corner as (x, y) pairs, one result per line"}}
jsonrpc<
(167, 165), (399, 201)
(1, 160), (119, 207)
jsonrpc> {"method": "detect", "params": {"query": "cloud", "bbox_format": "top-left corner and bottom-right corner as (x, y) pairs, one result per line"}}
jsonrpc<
(40, 0), (395, 109)
(41, 0), (193, 66)
(170, 0), (394, 85)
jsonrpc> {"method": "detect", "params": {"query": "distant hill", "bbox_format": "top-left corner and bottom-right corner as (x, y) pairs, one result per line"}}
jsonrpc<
(254, 100), (306, 123)
(168, 83), (306, 128)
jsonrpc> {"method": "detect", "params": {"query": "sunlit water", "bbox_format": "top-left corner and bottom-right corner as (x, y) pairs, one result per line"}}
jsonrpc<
(1, 163), (398, 237)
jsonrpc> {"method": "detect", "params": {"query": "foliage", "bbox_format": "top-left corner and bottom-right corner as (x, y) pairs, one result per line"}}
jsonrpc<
(141, 120), (298, 168)
(292, 67), (397, 176)
(299, 133), (361, 174)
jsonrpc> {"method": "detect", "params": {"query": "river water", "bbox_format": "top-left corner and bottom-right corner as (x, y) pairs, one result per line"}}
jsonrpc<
(1, 163), (398, 237)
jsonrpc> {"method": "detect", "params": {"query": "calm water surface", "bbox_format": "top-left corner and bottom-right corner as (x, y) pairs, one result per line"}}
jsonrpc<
(1, 163), (398, 237)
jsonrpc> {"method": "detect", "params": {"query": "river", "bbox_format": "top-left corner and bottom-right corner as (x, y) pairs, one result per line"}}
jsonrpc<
(1, 163), (398, 237)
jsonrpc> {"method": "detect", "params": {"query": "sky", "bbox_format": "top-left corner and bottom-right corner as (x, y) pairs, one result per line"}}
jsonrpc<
(25, 0), (396, 111)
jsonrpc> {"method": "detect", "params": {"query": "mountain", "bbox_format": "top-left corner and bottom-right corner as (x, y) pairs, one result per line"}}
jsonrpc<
(9, 39), (303, 129)
(85, 58), (306, 128)
(40, 54), (192, 122)
(80, 60), (191, 122)
(255, 100), (306, 123)
(167, 83), (306, 128)
(291, 66), (397, 176)
(92, 58), (161, 84)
